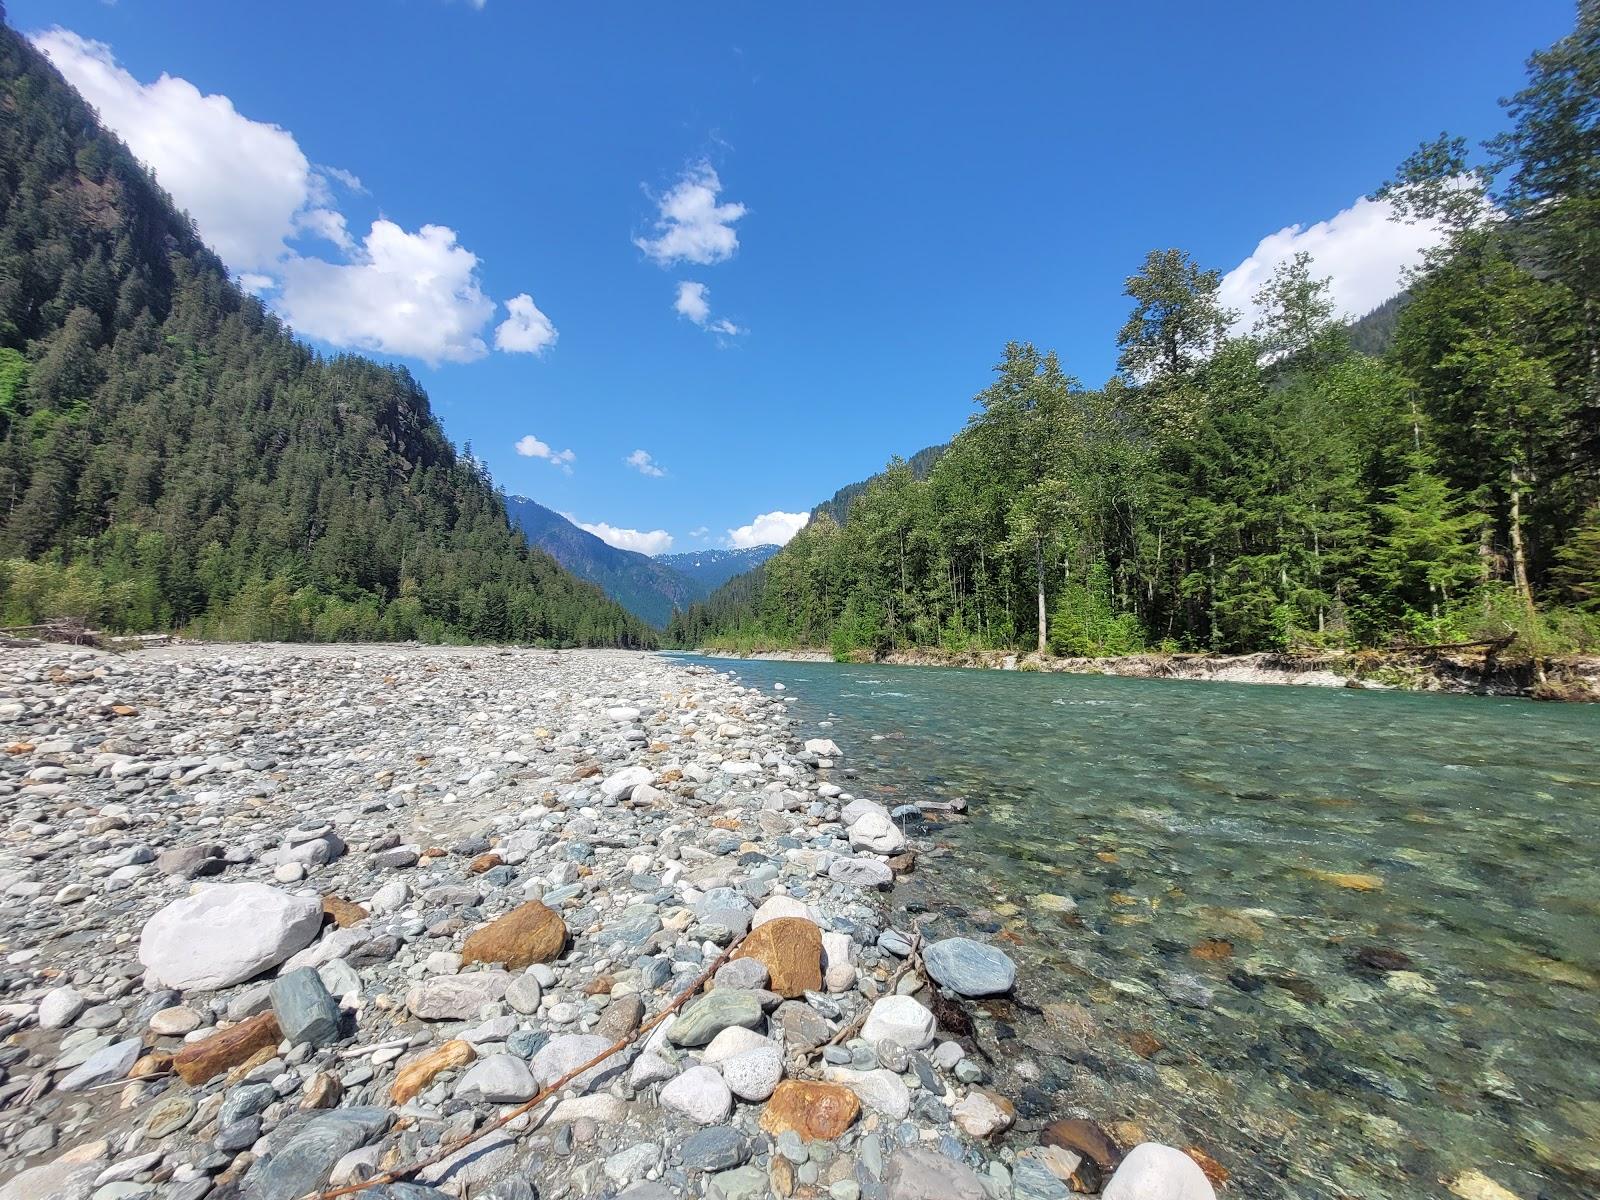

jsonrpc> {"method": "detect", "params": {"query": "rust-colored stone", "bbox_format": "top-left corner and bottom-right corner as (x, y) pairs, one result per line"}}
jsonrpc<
(390, 1039), (475, 1104)
(130, 1052), (172, 1079)
(322, 895), (369, 928)
(584, 975), (614, 996)
(460, 899), (567, 969)
(468, 853), (503, 874)
(1190, 937), (1234, 961)
(111, 705), (138, 717)
(887, 851), (916, 874)
(711, 817), (741, 831)
(758, 1080), (860, 1141)
(1042, 1119), (1124, 1173)
(1183, 1145), (1231, 1187)
(1127, 1031), (1163, 1059)
(173, 1013), (281, 1085)
(733, 916), (822, 999)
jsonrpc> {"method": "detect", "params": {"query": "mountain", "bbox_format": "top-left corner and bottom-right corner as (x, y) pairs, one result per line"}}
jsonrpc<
(0, 21), (652, 648)
(655, 545), (780, 591)
(505, 497), (703, 628)
(1345, 292), (1410, 357)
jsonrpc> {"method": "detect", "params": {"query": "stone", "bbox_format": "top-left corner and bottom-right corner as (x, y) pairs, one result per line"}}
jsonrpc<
(0, 1162), (100, 1200)
(530, 1033), (619, 1092)
(456, 1053), (539, 1103)
(884, 1147), (987, 1200)
(391, 1039), (476, 1103)
(1445, 1171), (1522, 1200)
(751, 895), (814, 928)
(1042, 1119), (1125, 1173)
(721, 1043), (784, 1101)
(829, 858), (893, 888)
(681, 1126), (751, 1172)
(773, 1000), (831, 1051)
(714, 958), (770, 991)
(860, 995), (935, 1050)
(243, 1107), (393, 1200)
(148, 1006), (202, 1036)
(759, 1080), (861, 1140)
(172, 1012), (282, 1085)
(38, 985), (87, 1030)
(1011, 1154), (1074, 1200)
(823, 1066), (911, 1119)
(1100, 1144), (1216, 1200)
(143, 1093), (197, 1138)
(506, 974), (543, 1014)
(707, 1164), (769, 1200)
(848, 811), (905, 855)
(322, 895), (369, 928)
(923, 938), (1016, 997)
(57, 1037), (141, 1091)
(406, 971), (512, 1019)
(821, 931), (855, 992)
(138, 883), (322, 991)
(733, 916), (823, 998)
(662, 1064), (734, 1124)
(668, 989), (765, 1047)
(459, 899), (567, 969)
(270, 966), (342, 1046)
(951, 1090), (1014, 1138)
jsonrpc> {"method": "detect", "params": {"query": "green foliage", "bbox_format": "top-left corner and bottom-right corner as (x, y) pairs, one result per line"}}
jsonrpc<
(1049, 562), (1144, 657)
(0, 25), (652, 649)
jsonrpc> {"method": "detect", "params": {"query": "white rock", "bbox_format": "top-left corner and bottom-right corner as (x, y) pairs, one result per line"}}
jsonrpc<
(599, 766), (654, 802)
(822, 931), (856, 993)
(822, 1066), (911, 1119)
(369, 880), (409, 914)
(148, 1006), (201, 1036)
(750, 895), (816, 929)
(1101, 1143), (1217, 1200)
(531, 1034), (618, 1093)
(455, 1054), (539, 1103)
(860, 995), (935, 1050)
(720, 1044), (783, 1101)
(406, 972), (513, 1020)
(951, 1091), (1013, 1137)
(702, 1026), (772, 1065)
(660, 1064), (733, 1125)
(848, 811), (906, 854)
(805, 738), (842, 756)
(38, 986), (86, 1030)
(138, 883), (321, 991)
(0, 1161), (100, 1200)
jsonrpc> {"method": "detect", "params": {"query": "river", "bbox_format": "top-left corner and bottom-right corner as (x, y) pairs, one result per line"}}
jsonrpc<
(672, 654), (1600, 1200)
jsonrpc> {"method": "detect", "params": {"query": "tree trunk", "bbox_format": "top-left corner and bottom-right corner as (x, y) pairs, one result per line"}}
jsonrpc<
(1035, 537), (1047, 654)
(1509, 463), (1534, 612)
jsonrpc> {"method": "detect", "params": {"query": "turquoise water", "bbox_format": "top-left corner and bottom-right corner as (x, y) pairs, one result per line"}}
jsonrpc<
(677, 655), (1600, 1200)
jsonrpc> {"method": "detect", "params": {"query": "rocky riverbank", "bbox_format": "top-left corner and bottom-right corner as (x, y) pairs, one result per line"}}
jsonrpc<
(699, 645), (1600, 700)
(0, 644), (1215, 1200)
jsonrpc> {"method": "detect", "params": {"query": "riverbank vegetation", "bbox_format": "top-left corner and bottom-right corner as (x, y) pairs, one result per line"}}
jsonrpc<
(669, 8), (1600, 662)
(0, 25), (654, 648)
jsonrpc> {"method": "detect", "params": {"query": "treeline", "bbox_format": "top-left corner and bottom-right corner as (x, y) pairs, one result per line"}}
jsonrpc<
(669, 7), (1600, 660)
(0, 22), (654, 647)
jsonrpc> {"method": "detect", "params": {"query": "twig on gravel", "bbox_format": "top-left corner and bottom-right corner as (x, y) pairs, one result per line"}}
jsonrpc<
(805, 934), (922, 1062)
(310, 929), (748, 1200)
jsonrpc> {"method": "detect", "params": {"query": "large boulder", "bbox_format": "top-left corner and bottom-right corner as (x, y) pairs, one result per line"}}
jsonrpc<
(758, 1080), (860, 1141)
(138, 883), (322, 991)
(460, 900), (567, 969)
(732, 917), (822, 998)
(924, 937), (1016, 997)
(1100, 1144), (1216, 1200)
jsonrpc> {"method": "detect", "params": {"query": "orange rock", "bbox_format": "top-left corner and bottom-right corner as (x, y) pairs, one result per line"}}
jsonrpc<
(130, 1052), (172, 1079)
(658, 769), (683, 783)
(733, 916), (822, 998)
(5, 743), (33, 755)
(468, 853), (503, 874)
(322, 895), (369, 928)
(111, 705), (138, 717)
(571, 763), (602, 780)
(460, 899), (567, 969)
(1191, 938), (1234, 961)
(1127, 1031), (1163, 1059)
(1042, 1119), (1123, 1173)
(887, 852), (916, 874)
(1183, 1145), (1231, 1187)
(173, 1013), (281, 1085)
(759, 1080), (860, 1140)
(390, 1039), (476, 1104)
(712, 817), (741, 831)
(584, 976), (614, 996)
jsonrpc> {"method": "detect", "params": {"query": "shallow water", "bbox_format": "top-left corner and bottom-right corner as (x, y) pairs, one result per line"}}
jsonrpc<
(675, 655), (1600, 1200)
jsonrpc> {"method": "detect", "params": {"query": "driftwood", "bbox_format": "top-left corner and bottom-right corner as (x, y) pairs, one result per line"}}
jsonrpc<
(311, 929), (747, 1200)
(1387, 635), (1517, 654)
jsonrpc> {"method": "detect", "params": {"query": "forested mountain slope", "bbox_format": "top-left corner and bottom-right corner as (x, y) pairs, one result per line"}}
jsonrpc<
(668, 6), (1600, 660)
(505, 496), (703, 627)
(0, 21), (651, 646)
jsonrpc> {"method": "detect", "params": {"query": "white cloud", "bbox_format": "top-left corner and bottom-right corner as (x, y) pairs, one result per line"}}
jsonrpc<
(277, 221), (496, 366)
(34, 28), (314, 272)
(674, 281), (745, 337)
(626, 449), (666, 477)
(727, 510), (808, 549)
(515, 434), (576, 472)
(495, 293), (558, 355)
(1220, 195), (1448, 331)
(569, 517), (674, 555)
(636, 162), (746, 266)
(35, 27), (555, 368)
(689, 526), (710, 538)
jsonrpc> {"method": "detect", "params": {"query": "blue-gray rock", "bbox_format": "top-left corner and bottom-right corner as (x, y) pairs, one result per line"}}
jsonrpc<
(707, 1165), (768, 1200)
(241, 1106), (391, 1200)
(667, 990), (764, 1047)
(271, 966), (342, 1046)
(508, 1029), (548, 1059)
(1011, 1154), (1073, 1200)
(877, 930), (914, 957)
(923, 938), (1016, 997)
(57, 1036), (141, 1091)
(219, 1081), (278, 1127)
(1157, 972), (1214, 1009)
(216, 1116), (261, 1152)
(883, 1146), (987, 1200)
(680, 1126), (751, 1172)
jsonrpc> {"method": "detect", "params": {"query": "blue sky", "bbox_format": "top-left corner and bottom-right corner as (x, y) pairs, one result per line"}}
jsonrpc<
(15, 0), (1574, 554)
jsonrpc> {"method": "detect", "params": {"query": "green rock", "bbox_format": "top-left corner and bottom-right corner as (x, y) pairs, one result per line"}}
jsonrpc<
(667, 990), (764, 1048)
(707, 1164), (769, 1200)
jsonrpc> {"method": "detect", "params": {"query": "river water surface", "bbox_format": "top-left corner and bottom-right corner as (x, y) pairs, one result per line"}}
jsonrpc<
(676, 655), (1600, 1200)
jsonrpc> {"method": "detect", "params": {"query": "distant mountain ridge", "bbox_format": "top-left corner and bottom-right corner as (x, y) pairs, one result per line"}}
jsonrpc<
(656, 546), (780, 591)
